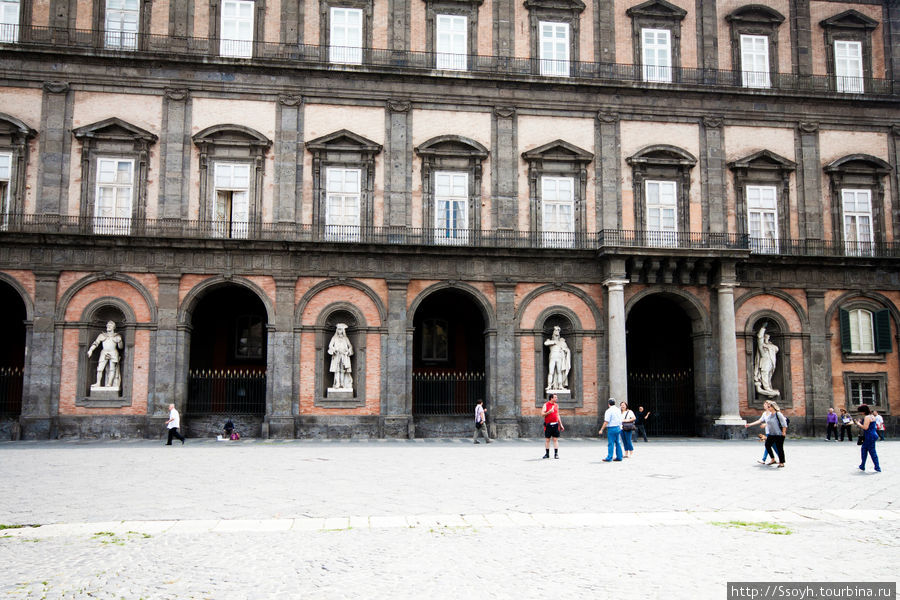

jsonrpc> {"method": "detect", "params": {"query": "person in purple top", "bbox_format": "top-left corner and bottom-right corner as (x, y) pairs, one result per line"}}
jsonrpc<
(825, 407), (838, 441)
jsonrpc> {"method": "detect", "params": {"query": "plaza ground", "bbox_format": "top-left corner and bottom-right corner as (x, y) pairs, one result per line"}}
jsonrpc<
(1, 437), (897, 599)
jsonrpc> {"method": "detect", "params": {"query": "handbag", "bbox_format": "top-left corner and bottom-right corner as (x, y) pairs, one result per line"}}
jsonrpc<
(622, 411), (635, 431)
(857, 434), (864, 446)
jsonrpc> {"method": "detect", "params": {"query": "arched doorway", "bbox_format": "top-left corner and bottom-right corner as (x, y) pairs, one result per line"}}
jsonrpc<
(626, 294), (696, 436)
(186, 285), (268, 436)
(411, 288), (486, 436)
(0, 281), (26, 431)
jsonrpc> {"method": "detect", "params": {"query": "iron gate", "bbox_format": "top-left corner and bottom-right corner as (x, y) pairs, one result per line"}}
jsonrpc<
(628, 370), (696, 436)
(186, 369), (266, 415)
(412, 371), (485, 416)
(0, 367), (23, 417)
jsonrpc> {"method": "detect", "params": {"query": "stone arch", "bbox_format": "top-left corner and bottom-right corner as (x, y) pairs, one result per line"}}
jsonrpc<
(56, 273), (157, 324)
(515, 283), (601, 331)
(735, 288), (809, 333)
(406, 281), (496, 331)
(625, 286), (710, 335)
(178, 275), (275, 327)
(824, 290), (900, 330)
(0, 272), (34, 321)
(296, 279), (386, 328)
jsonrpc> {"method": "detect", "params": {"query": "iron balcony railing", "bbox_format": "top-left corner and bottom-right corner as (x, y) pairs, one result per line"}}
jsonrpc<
(4, 214), (900, 257)
(186, 369), (266, 416)
(2, 25), (895, 97)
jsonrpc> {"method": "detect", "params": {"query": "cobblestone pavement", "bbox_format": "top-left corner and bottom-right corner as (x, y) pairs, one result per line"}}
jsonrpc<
(1, 437), (897, 599)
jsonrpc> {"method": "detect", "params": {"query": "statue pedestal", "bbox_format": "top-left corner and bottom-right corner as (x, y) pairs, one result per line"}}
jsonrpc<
(326, 388), (354, 400)
(545, 389), (572, 405)
(88, 386), (121, 401)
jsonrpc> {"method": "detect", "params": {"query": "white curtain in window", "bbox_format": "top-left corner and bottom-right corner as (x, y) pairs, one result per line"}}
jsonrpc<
(541, 176), (574, 248)
(436, 15), (467, 71)
(645, 180), (676, 246)
(330, 7), (363, 64)
(539, 21), (569, 77)
(842, 189), (873, 256)
(0, 0), (19, 43)
(740, 34), (770, 88)
(220, 0), (254, 58)
(747, 185), (778, 253)
(326, 167), (361, 241)
(642, 28), (671, 82)
(434, 171), (468, 245)
(835, 40), (863, 93)
(105, 0), (139, 49)
(849, 309), (875, 353)
(213, 162), (250, 238)
(95, 158), (134, 235)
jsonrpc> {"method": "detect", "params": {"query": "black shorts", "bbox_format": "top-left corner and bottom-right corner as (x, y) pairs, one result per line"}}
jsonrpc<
(544, 422), (560, 438)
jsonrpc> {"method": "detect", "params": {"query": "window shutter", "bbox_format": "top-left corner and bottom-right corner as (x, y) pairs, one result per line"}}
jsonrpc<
(874, 309), (892, 353)
(839, 308), (852, 353)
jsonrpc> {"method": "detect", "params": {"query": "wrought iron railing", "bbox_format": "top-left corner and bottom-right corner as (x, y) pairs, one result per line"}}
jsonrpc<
(186, 369), (266, 416)
(0, 366), (23, 417)
(2, 25), (895, 96)
(412, 371), (485, 416)
(627, 370), (695, 436)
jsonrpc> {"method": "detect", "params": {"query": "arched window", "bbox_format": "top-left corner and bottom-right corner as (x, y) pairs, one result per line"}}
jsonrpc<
(840, 306), (891, 355)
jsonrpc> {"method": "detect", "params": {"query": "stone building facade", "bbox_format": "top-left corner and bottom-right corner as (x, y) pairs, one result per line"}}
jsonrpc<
(0, 0), (898, 439)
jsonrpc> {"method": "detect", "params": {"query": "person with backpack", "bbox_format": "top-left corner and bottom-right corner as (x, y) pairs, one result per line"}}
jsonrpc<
(745, 400), (787, 467)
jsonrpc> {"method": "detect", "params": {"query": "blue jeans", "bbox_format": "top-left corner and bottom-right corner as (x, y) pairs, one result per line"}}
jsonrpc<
(621, 429), (634, 452)
(606, 426), (623, 460)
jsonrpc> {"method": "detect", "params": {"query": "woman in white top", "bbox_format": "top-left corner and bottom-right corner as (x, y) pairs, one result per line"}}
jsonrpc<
(620, 401), (637, 458)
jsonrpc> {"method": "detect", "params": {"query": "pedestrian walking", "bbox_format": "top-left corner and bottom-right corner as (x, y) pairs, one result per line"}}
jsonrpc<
(541, 394), (563, 459)
(165, 403), (185, 445)
(620, 401), (636, 458)
(839, 408), (853, 442)
(635, 405), (650, 442)
(825, 408), (838, 441)
(751, 401), (775, 464)
(744, 400), (787, 467)
(473, 399), (491, 444)
(873, 410), (885, 441)
(855, 405), (881, 472)
(599, 398), (623, 462)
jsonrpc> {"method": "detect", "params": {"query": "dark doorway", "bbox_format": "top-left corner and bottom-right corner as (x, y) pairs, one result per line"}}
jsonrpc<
(626, 294), (695, 436)
(186, 286), (267, 418)
(0, 281), (25, 418)
(412, 289), (486, 417)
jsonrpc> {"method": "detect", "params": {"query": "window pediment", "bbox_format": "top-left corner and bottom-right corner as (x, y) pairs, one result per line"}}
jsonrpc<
(820, 10), (878, 32)
(523, 0), (584, 15)
(416, 135), (488, 159)
(192, 124), (271, 150)
(424, 0), (483, 8)
(0, 113), (37, 143)
(728, 149), (795, 173)
(306, 129), (383, 154)
(522, 139), (593, 164)
(73, 117), (157, 145)
(726, 4), (784, 27)
(825, 154), (891, 176)
(627, 144), (696, 168)
(626, 0), (686, 22)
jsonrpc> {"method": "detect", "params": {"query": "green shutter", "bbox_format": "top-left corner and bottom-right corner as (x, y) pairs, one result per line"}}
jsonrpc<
(874, 309), (892, 353)
(839, 308), (852, 353)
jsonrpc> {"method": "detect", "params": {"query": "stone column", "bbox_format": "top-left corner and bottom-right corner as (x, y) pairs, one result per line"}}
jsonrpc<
(384, 279), (411, 437)
(790, 0), (813, 77)
(36, 82), (72, 215)
(274, 95), (304, 226)
(384, 101), (412, 228)
(159, 89), (191, 220)
(701, 116), (726, 234)
(20, 270), (59, 439)
(714, 282), (745, 431)
(491, 282), (518, 438)
(263, 277), (296, 438)
(491, 107), (517, 231)
(146, 274), (180, 436)
(596, 112), (621, 231)
(695, 0), (718, 72)
(604, 278), (628, 405)
(387, 0), (409, 51)
(493, 0), (514, 58)
(796, 122), (823, 239)
(595, 0), (615, 63)
(805, 289), (831, 436)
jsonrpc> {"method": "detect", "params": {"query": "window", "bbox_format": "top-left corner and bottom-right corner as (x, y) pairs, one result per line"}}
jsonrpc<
(540, 21), (569, 77)
(834, 40), (862, 94)
(541, 176), (574, 248)
(434, 171), (468, 245)
(740, 34), (769, 88)
(220, 0), (254, 57)
(212, 162), (250, 239)
(421, 318), (449, 361)
(645, 180), (676, 246)
(840, 306), (892, 355)
(0, 152), (9, 229)
(235, 314), (264, 359)
(641, 28), (671, 82)
(747, 185), (778, 253)
(842, 189), (873, 256)
(94, 158), (134, 235)
(326, 167), (361, 241)
(0, 0), (18, 43)
(849, 379), (878, 406)
(843, 372), (888, 410)
(435, 14), (466, 71)
(330, 7), (362, 64)
(105, 0), (139, 49)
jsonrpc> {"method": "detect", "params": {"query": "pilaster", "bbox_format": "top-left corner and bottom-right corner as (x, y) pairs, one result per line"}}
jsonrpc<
(701, 116), (726, 234)
(266, 276), (298, 438)
(805, 289), (831, 427)
(384, 278), (411, 437)
(492, 107), (518, 231)
(596, 111), (621, 231)
(491, 282), (519, 437)
(20, 270), (59, 439)
(159, 89), (191, 220)
(796, 122), (823, 239)
(791, 0), (813, 77)
(37, 82), (72, 215)
(384, 100), (412, 228)
(275, 94), (304, 224)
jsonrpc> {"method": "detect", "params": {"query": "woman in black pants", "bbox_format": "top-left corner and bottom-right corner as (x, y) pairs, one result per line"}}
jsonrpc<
(745, 401), (788, 467)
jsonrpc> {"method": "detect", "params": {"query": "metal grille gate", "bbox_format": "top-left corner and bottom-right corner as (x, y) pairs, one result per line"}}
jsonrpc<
(412, 372), (485, 416)
(186, 370), (267, 416)
(628, 370), (696, 436)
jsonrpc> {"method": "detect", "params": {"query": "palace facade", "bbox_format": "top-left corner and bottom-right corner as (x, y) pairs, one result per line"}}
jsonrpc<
(0, 0), (898, 439)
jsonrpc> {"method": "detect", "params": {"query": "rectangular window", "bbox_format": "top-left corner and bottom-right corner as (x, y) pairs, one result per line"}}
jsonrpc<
(642, 28), (671, 83)
(220, 0), (254, 58)
(849, 379), (878, 406)
(330, 7), (363, 64)
(539, 21), (569, 77)
(849, 309), (875, 354)
(435, 14), (467, 71)
(834, 40), (863, 93)
(0, 152), (10, 229)
(105, 0), (139, 49)
(842, 189), (873, 256)
(645, 180), (677, 246)
(0, 0), (19, 43)
(94, 158), (134, 235)
(433, 171), (468, 245)
(212, 162), (250, 239)
(740, 34), (770, 88)
(747, 185), (778, 253)
(541, 176), (574, 248)
(326, 167), (361, 241)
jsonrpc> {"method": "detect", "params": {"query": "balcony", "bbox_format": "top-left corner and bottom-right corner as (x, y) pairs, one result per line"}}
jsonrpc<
(2, 25), (896, 97)
(4, 214), (900, 258)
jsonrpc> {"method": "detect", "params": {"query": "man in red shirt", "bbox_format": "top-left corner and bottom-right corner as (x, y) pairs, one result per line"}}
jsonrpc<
(542, 394), (564, 459)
